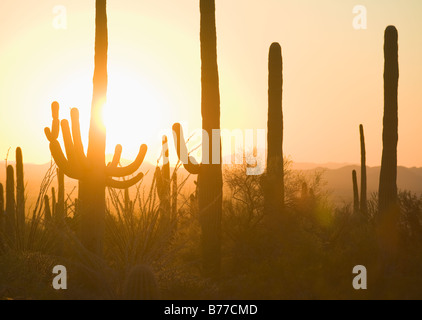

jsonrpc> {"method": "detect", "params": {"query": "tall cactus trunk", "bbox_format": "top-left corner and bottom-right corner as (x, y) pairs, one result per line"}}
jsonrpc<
(359, 124), (368, 214)
(15, 148), (25, 244)
(45, 0), (146, 257)
(377, 26), (400, 278)
(0, 184), (4, 251)
(198, 0), (222, 277)
(352, 170), (359, 214)
(264, 42), (284, 215)
(79, 0), (108, 255)
(378, 26), (399, 214)
(5, 166), (16, 245)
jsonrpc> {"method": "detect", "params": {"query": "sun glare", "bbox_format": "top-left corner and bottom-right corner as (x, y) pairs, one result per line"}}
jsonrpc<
(103, 65), (171, 162)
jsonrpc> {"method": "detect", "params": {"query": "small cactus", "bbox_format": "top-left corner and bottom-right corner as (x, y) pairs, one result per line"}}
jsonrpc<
(359, 124), (368, 214)
(5, 165), (16, 244)
(124, 187), (133, 214)
(123, 265), (159, 300)
(352, 170), (359, 214)
(156, 136), (171, 221)
(171, 171), (178, 220)
(15, 147), (25, 238)
(55, 168), (65, 222)
(44, 195), (52, 221)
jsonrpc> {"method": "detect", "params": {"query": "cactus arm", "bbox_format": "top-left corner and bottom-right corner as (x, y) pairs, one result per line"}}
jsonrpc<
(106, 144), (147, 177)
(107, 144), (123, 168)
(106, 172), (144, 189)
(172, 123), (200, 175)
(61, 119), (77, 164)
(44, 102), (60, 142)
(49, 140), (82, 180)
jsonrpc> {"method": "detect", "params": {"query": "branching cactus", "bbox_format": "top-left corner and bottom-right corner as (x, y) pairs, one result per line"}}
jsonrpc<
(172, 0), (222, 276)
(44, 0), (147, 255)
(378, 26), (399, 214)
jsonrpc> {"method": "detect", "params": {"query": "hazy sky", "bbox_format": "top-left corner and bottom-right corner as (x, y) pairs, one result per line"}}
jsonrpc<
(0, 0), (422, 167)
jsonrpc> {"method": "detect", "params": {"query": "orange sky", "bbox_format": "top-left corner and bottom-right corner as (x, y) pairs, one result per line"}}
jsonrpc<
(0, 0), (422, 167)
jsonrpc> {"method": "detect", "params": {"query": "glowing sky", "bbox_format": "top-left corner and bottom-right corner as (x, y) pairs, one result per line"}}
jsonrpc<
(0, 0), (422, 167)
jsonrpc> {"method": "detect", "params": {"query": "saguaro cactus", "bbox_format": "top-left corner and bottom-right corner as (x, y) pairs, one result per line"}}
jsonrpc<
(172, 0), (222, 276)
(171, 171), (178, 220)
(359, 124), (368, 214)
(378, 26), (399, 214)
(44, 0), (147, 255)
(44, 195), (52, 221)
(352, 170), (359, 214)
(264, 42), (284, 215)
(0, 183), (4, 248)
(16, 147), (25, 236)
(56, 168), (65, 221)
(5, 166), (16, 244)
(155, 136), (171, 219)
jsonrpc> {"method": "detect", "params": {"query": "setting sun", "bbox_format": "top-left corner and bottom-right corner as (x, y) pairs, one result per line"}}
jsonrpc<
(104, 65), (171, 161)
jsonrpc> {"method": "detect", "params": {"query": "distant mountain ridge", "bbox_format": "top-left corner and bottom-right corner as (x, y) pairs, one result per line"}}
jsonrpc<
(0, 161), (421, 208)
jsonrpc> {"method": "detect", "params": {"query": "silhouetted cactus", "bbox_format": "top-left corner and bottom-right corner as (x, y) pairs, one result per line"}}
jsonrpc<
(124, 188), (133, 214)
(5, 165), (16, 244)
(352, 170), (359, 214)
(44, 0), (147, 255)
(379, 26), (399, 214)
(359, 124), (368, 214)
(171, 171), (178, 220)
(44, 195), (52, 221)
(0, 183), (4, 249)
(55, 168), (64, 222)
(123, 265), (159, 300)
(51, 187), (56, 218)
(155, 136), (171, 220)
(264, 42), (284, 215)
(172, 0), (222, 276)
(15, 147), (25, 238)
